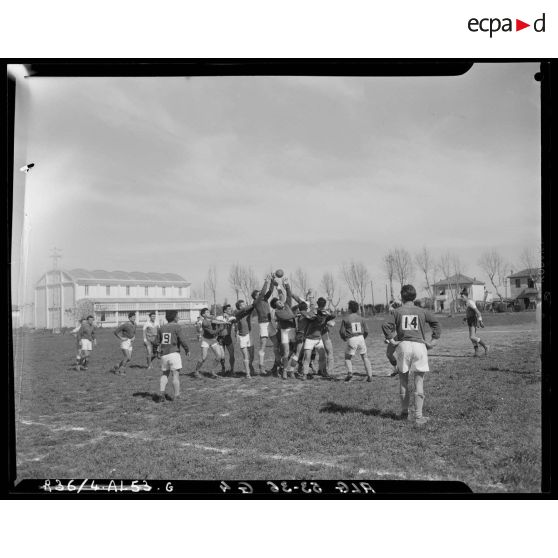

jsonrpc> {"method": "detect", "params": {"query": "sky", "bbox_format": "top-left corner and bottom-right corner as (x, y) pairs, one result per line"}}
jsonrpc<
(11, 63), (541, 306)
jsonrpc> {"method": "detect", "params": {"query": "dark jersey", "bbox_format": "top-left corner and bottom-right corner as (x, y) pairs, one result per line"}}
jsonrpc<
(157, 322), (190, 356)
(115, 321), (136, 339)
(254, 280), (273, 323)
(382, 302), (441, 344)
(77, 323), (96, 342)
(235, 305), (254, 336)
(339, 313), (368, 340)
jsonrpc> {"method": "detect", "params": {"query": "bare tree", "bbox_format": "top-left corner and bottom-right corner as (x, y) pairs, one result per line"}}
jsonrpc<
(229, 264), (243, 301)
(393, 248), (415, 289)
(320, 271), (341, 310)
(239, 266), (258, 301)
(478, 250), (508, 301)
(383, 251), (396, 300)
(341, 261), (370, 314)
(439, 252), (464, 312)
(519, 247), (541, 289)
(415, 247), (436, 301)
(292, 267), (310, 297)
(206, 266), (217, 314)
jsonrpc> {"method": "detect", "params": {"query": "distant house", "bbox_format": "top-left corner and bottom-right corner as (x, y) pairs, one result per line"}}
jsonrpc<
(508, 268), (540, 309)
(432, 274), (486, 313)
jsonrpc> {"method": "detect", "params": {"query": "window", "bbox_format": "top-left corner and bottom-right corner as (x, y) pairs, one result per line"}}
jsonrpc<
(162, 287), (166, 296)
(178, 287), (182, 296)
(515, 279), (521, 288)
(145, 286), (149, 296)
(126, 285), (131, 296)
(85, 285), (89, 296)
(106, 285), (111, 296)
(527, 279), (534, 289)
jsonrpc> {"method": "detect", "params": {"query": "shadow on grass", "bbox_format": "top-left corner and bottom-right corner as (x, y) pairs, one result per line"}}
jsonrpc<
(129, 364), (147, 369)
(320, 401), (400, 421)
(133, 391), (157, 401)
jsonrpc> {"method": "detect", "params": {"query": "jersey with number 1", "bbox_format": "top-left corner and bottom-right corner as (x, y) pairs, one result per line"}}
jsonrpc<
(157, 323), (190, 356)
(382, 302), (441, 345)
(339, 313), (368, 339)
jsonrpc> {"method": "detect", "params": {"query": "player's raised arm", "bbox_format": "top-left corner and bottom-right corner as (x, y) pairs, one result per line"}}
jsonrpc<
(339, 319), (347, 341)
(283, 278), (293, 306)
(263, 274), (275, 301)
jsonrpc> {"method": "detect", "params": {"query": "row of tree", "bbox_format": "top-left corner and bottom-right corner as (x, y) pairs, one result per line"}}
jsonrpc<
(194, 247), (540, 314)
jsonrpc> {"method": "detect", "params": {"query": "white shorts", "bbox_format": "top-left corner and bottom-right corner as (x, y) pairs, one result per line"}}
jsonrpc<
(303, 338), (324, 351)
(79, 339), (92, 352)
(280, 328), (296, 344)
(120, 338), (133, 351)
(395, 341), (429, 373)
(238, 334), (252, 349)
(259, 321), (277, 338)
(200, 339), (218, 349)
(161, 352), (182, 372)
(346, 335), (367, 356)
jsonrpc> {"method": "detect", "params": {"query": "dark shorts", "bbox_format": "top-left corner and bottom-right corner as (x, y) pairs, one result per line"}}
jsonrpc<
(466, 316), (479, 328)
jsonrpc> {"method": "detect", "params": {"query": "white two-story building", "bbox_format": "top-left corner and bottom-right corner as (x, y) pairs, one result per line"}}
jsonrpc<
(34, 268), (208, 329)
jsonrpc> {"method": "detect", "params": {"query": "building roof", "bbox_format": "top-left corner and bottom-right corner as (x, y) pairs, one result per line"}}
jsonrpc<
(433, 274), (485, 287)
(66, 269), (190, 285)
(508, 268), (541, 279)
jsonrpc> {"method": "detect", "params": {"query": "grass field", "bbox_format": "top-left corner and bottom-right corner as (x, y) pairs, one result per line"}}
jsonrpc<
(13, 312), (542, 492)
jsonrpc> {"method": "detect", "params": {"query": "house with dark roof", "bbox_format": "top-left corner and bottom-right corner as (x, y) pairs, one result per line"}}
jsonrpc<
(432, 274), (486, 313)
(34, 268), (208, 328)
(507, 268), (540, 309)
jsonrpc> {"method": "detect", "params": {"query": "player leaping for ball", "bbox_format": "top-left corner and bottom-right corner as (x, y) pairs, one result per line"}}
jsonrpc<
(382, 284), (441, 426)
(339, 301), (373, 382)
(270, 277), (304, 380)
(460, 288), (490, 357)
(252, 273), (281, 376)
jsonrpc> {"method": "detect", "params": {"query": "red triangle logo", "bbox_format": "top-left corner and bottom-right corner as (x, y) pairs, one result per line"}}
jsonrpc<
(516, 19), (530, 31)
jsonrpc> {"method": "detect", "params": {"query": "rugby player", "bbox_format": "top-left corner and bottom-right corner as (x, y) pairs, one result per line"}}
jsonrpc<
(460, 289), (490, 357)
(252, 274), (281, 375)
(193, 308), (224, 379)
(382, 284), (441, 426)
(234, 299), (256, 378)
(155, 310), (190, 402)
(219, 304), (236, 375)
(143, 311), (160, 369)
(71, 318), (87, 370)
(269, 277), (300, 379)
(112, 312), (137, 376)
(318, 297), (335, 378)
(299, 303), (335, 380)
(76, 315), (96, 371)
(339, 301), (373, 382)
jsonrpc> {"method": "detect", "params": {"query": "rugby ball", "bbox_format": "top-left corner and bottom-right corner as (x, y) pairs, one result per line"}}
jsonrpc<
(275, 269), (284, 278)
